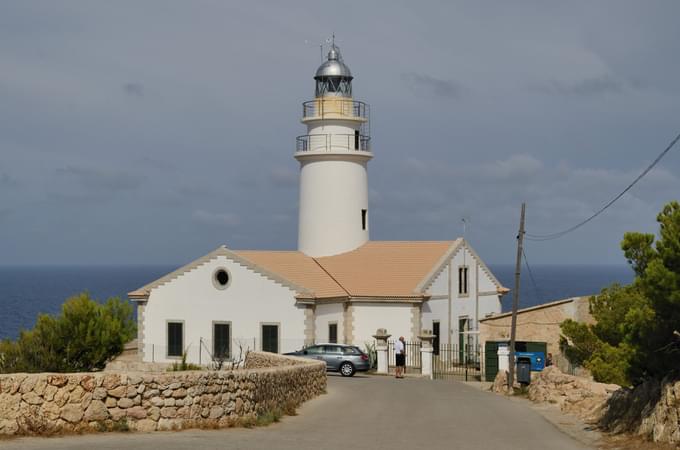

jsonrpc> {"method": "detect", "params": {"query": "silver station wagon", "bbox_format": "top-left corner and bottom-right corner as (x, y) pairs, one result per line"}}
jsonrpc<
(285, 344), (370, 377)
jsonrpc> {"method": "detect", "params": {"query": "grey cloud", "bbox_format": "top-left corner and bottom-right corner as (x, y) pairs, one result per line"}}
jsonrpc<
(123, 82), (144, 98)
(192, 209), (240, 227)
(55, 166), (144, 191)
(0, 173), (18, 188)
(401, 73), (462, 99)
(268, 167), (298, 188)
(532, 75), (624, 96)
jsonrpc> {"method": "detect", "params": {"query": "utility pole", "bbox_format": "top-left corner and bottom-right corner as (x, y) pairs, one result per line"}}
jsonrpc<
(508, 202), (525, 389)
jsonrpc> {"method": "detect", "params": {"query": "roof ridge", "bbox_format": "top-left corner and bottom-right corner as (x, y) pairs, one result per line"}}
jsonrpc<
(311, 257), (351, 297)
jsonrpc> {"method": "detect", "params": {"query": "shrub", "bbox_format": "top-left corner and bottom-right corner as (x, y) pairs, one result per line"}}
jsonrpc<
(0, 292), (136, 373)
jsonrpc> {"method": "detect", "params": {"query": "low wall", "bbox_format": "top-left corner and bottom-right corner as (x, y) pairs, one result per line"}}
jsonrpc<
(0, 352), (325, 436)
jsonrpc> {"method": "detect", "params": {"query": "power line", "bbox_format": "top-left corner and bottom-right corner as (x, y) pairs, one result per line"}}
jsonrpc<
(522, 247), (544, 304)
(526, 130), (680, 241)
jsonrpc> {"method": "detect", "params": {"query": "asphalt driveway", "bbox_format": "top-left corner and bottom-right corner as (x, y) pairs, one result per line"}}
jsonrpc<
(3, 374), (591, 450)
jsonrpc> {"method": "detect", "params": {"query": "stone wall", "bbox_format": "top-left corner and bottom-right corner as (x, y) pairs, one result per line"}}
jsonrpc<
(0, 352), (325, 436)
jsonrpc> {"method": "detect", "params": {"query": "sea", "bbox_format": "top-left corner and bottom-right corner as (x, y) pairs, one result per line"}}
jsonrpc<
(0, 264), (635, 341)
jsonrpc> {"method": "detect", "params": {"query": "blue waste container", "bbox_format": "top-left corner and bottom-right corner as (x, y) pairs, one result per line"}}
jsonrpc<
(515, 351), (545, 371)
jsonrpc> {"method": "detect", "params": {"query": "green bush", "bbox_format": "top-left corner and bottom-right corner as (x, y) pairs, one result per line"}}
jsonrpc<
(0, 292), (136, 373)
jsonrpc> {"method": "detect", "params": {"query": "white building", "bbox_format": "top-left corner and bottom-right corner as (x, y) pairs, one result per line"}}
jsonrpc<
(129, 43), (508, 364)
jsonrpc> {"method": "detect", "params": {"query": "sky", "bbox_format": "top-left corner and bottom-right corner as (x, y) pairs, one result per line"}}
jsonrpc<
(1, 1), (679, 266)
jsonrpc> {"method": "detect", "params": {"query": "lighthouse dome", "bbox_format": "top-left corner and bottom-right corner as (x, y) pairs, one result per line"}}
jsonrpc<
(314, 45), (353, 79)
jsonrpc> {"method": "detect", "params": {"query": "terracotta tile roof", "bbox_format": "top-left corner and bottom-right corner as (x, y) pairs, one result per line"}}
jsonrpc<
(235, 250), (347, 298)
(129, 239), (503, 301)
(314, 240), (459, 298)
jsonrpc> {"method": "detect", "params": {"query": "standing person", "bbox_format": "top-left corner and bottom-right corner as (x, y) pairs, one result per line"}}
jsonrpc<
(395, 336), (406, 378)
(546, 352), (553, 367)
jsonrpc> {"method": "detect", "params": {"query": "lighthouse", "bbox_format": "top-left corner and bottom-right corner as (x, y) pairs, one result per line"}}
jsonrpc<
(296, 42), (372, 257)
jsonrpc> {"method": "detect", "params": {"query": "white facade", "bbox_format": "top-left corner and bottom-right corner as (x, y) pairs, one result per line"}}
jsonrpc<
(421, 245), (502, 349)
(314, 302), (345, 343)
(351, 303), (415, 347)
(139, 255), (306, 363)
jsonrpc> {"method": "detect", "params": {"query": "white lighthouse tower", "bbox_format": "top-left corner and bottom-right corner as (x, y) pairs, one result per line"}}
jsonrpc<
(296, 42), (372, 257)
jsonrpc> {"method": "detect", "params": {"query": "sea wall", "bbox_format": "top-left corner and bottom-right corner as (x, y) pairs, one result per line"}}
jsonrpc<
(0, 352), (326, 436)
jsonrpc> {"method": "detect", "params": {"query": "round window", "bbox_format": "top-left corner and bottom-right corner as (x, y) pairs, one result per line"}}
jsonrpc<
(212, 268), (230, 290)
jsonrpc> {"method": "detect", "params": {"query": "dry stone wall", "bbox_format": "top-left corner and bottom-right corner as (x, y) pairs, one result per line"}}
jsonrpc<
(0, 352), (325, 436)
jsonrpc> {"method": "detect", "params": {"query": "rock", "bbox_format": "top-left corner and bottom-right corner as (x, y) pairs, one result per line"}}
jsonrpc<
(126, 406), (147, 420)
(164, 398), (176, 407)
(126, 386), (138, 398)
(53, 388), (69, 407)
(69, 386), (85, 402)
(0, 393), (21, 420)
(109, 407), (126, 421)
(44, 385), (58, 402)
(19, 377), (37, 394)
(160, 407), (177, 418)
(209, 406), (224, 419)
(135, 419), (157, 432)
(157, 418), (180, 431)
(117, 397), (134, 409)
(80, 376), (96, 392)
(84, 400), (109, 421)
(41, 401), (61, 421)
(128, 375), (143, 386)
(102, 374), (121, 390)
(60, 404), (84, 423)
(172, 388), (187, 398)
(108, 385), (127, 398)
(22, 392), (43, 405)
(148, 406), (161, 421)
(150, 397), (164, 407)
(105, 397), (118, 408)
(0, 419), (19, 435)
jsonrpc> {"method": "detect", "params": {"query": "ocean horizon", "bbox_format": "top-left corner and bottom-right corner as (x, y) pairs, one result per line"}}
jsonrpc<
(0, 263), (635, 341)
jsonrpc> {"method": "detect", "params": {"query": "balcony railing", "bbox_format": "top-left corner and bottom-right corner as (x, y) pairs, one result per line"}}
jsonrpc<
(302, 99), (369, 120)
(296, 134), (371, 153)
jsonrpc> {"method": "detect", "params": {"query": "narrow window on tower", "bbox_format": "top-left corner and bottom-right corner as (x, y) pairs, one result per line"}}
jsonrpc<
(458, 266), (469, 295)
(361, 209), (367, 230)
(354, 130), (360, 150)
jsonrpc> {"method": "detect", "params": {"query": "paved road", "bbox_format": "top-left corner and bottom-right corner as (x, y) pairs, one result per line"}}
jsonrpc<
(4, 374), (591, 450)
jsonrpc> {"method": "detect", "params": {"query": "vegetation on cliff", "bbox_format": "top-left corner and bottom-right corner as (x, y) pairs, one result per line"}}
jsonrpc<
(561, 201), (680, 385)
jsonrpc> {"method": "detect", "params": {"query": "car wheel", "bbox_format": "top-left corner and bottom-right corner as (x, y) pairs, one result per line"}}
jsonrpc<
(340, 362), (355, 377)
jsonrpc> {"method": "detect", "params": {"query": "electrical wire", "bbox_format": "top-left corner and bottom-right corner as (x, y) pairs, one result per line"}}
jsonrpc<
(526, 130), (680, 241)
(522, 247), (544, 304)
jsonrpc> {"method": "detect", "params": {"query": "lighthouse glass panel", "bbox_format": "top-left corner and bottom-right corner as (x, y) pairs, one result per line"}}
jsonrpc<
(315, 77), (352, 97)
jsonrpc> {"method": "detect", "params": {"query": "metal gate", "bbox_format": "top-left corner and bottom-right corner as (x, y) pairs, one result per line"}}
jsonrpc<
(388, 340), (422, 374)
(433, 344), (483, 381)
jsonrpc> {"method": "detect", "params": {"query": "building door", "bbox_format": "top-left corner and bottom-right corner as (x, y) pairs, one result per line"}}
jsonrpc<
(262, 324), (279, 353)
(432, 321), (440, 356)
(328, 323), (338, 344)
(459, 317), (468, 362)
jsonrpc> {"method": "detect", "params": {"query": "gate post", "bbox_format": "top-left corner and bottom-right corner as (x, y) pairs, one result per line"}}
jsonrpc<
(419, 330), (435, 379)
(372, 328), (391, 374)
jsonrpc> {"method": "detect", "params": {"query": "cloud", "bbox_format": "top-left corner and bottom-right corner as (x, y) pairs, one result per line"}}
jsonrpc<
(532, 75), (624, 96)
(401, 72), (462, 99)
(268, 167), (297, 188)
(55, 166), (144, 191)
(123, 82), (144, 98)
(0, 172), (18, 188)
(484, 154), (544, 180)
(192, 209), (240, 227)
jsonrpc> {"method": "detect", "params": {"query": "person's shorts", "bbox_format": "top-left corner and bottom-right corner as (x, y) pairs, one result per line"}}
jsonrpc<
(396, 353), (406, 367)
